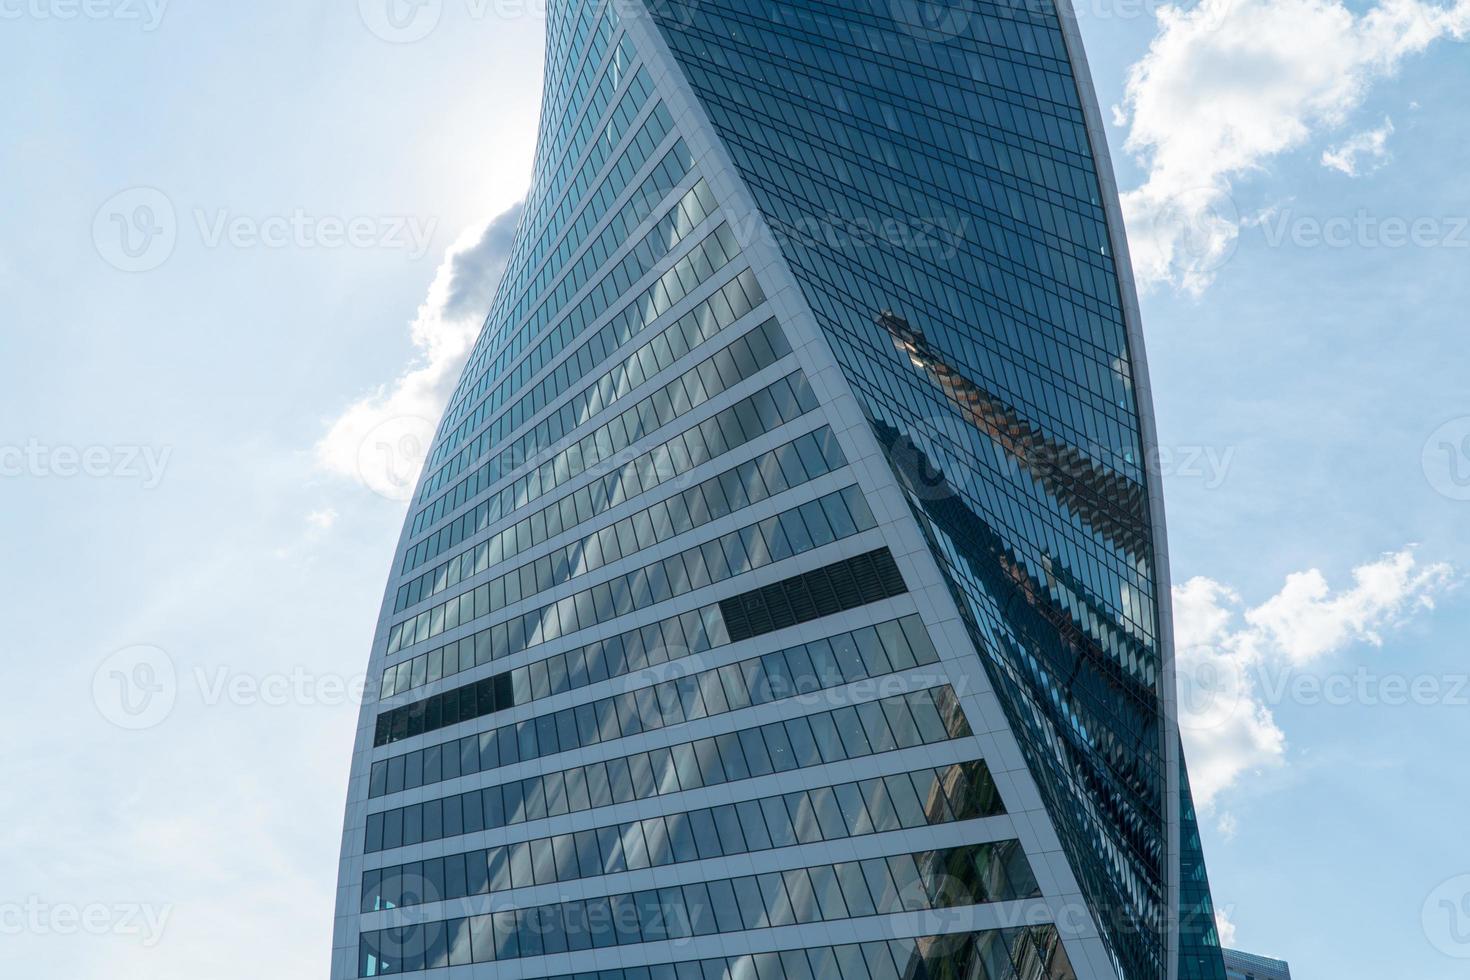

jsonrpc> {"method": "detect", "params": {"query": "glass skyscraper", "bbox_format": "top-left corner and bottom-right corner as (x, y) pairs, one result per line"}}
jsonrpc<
(332, 2), (1228, 978)
(1223, 949), (1292, 980)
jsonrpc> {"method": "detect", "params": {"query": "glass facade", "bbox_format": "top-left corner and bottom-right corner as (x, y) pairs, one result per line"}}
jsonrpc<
(1222, 949), (1293, 980)
(332, 3), (1225, 979)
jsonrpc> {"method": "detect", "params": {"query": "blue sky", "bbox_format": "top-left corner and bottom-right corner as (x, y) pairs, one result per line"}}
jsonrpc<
(2, 2), (1467, 977)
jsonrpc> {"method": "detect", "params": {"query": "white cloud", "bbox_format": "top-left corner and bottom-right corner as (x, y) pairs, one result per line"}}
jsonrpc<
(1245, 547), (1453, 663)
(1321, 117), (1396, 174)
(1119, 0), (1470, 293)
(306, 507), (338, 531)
(1175, 577), (1288, 809)
(1175, 548), (1454, 808)
(314, 201), (524, 497)
(1216, 905), (1240, 947)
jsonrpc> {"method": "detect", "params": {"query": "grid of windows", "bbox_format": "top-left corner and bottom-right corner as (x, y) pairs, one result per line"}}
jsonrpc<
(719, 548), (907, 642)
(459, 928), (1077, 980)
(391, 315), (811, 620)
(1178, 753), (1229, 980)
(357, 840), (1039, 976)
(426, 140), (699, 471)
(456, 72), (665, 401)
(502, 85), (672, 376)
(501, 10), (623, 311)
(528, 5), (619, 193)
(339, 4), (1226, 979)
(479, 17), (641, 390)
(442, 96), (683, 456)
(640, 2), (1226, 977)
(524, 5), (628, 237)
(386, 424), (846, 691)
(409, 223), (760, 538)
(374, 546), (913, 767)
(1222, 948), (1292, 980)
(372, 612), (938, 781)
(387, 481), (877, 662)
(362, 759), (1005, 912)
(398, 266), (770, 578)
(391, 418), (848, 639)
(420, 179), (723, 500)
(364, 685), (970, 854)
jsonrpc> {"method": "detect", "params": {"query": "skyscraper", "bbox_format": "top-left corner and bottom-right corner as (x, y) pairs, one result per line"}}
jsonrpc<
(1223, 949), (1293, 980)
(332, 2), (1228, 978)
